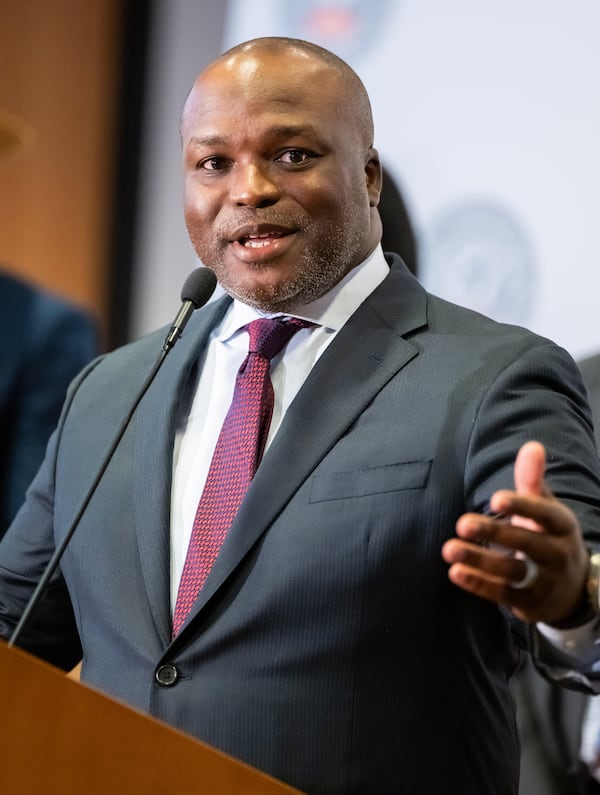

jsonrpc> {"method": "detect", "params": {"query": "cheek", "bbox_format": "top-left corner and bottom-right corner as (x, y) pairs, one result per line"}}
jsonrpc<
(184, 188), (206, 220)
(183, 192), (217, 245)
(183, 174), (220, 217)
(294, 170), (361, 224)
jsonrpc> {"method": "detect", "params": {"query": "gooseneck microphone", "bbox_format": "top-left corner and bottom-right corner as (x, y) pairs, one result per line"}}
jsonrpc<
(8, 267), (217, 649)
(163, 268), (218, 352)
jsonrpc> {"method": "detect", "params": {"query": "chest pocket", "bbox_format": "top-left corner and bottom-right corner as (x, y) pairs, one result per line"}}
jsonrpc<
(309, 459), (432, 503)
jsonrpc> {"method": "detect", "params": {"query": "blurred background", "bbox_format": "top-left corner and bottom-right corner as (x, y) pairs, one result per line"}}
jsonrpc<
(1, 0), (598, 357)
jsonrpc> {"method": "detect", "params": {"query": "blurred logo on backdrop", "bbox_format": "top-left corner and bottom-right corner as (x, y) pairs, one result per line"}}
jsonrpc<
(285, 0), (393, 60)
(421, 200), (537, 326)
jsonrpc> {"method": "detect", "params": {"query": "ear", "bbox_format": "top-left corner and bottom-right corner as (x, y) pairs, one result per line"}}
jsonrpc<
(365, 147), (382, 207)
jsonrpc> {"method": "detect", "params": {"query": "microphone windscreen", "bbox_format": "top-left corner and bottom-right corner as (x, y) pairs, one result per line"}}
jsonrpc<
(181, 267), (217, 307)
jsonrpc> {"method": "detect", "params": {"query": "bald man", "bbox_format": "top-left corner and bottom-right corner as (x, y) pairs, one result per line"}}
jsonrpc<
(2, 38), (600, 795)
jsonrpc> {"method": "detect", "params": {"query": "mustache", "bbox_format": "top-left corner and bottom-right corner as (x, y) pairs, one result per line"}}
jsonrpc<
(218, 210), (309, 239)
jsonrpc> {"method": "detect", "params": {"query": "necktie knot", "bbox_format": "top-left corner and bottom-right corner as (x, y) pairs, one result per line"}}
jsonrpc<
(247, 317), (310, 361)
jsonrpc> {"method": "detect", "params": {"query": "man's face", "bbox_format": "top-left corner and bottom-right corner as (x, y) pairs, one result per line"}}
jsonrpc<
(181, 49), (381, 312)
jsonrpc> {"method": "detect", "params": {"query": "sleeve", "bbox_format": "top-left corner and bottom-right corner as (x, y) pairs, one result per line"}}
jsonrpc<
(463, 338), (600, 692)
(0, 359), (101, 670)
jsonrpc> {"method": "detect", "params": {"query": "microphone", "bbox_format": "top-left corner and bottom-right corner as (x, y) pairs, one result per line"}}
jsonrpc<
(8, 268), (217, 649)
(163, 267), (217, 352)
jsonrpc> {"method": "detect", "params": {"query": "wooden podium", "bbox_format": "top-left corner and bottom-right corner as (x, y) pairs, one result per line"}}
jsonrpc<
(0, 642), (303, 794)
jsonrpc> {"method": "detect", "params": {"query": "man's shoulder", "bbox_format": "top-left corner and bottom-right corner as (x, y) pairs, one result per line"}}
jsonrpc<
(424, 287), (552, 352)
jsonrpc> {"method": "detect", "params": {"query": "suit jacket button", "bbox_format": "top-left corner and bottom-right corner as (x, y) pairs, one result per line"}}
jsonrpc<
(155, 663), (179, 687)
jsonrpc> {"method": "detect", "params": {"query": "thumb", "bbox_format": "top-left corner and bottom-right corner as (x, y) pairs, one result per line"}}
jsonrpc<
(507, 441), (550, 533)
(513, 440), (549, 497)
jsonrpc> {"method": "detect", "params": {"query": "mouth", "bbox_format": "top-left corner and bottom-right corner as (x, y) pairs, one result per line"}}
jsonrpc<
(231, 223), (295, 250)
(240, 231), (286, 249)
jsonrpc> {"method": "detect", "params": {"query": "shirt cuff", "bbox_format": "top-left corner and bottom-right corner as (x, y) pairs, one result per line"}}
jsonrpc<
(536, 617), (598, 656)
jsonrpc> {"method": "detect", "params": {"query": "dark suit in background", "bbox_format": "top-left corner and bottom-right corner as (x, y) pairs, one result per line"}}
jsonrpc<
(579, 355), (600, 446)
(0, 270), (98, 536)
(577, 353), (600, 792)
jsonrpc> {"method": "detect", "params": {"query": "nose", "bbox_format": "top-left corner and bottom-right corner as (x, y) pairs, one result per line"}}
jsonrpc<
(229, 161), (280, 208)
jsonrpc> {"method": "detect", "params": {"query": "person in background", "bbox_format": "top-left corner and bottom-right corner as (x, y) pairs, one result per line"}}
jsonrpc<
(379, 165), (418, 277)
(579, 355), (600, 446)
(0, 109), (98, 536)
(574, 351), (600, 793)
(2, 38), (600, 795)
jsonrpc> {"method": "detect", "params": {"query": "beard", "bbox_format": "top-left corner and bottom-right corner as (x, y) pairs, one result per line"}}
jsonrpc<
(220, 243), (354, 312)
(188, 198), (368, 313)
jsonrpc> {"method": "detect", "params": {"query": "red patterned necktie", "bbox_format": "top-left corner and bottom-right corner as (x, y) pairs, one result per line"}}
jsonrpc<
(172, 316), (309, 637)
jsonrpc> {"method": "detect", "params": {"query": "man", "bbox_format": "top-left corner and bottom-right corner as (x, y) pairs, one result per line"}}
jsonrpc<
(1, 38), (600, 795)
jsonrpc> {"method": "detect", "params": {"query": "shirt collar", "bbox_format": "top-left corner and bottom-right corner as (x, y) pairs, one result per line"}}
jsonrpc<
(218, 245), (390, 342)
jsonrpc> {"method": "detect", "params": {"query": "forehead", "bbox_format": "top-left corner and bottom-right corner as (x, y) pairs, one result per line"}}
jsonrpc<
(182, 50), (350, 140)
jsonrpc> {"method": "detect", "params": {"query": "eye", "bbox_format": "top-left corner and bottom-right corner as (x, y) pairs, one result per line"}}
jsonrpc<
(197, 156), (230, 171)
(276, 149), (314, 165)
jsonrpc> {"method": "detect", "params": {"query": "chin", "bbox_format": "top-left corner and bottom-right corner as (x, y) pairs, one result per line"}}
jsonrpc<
(225, 278), (305, 313)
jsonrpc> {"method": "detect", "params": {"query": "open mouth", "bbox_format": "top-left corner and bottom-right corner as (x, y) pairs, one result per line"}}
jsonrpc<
(239, 231), (286, 248)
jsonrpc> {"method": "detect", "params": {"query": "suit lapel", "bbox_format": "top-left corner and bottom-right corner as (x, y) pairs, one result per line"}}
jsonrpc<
(177, 258), (428, 632)
(133, 296), (230, 646)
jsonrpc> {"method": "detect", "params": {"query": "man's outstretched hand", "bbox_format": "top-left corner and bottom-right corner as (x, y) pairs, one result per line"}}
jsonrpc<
(442, 441), (590, 625)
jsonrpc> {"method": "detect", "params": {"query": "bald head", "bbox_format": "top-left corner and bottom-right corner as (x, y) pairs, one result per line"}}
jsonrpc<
(184, 37), (375, 150)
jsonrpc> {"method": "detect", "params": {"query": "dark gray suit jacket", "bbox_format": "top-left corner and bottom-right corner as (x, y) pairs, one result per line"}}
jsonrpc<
(2, 256), (600, 795)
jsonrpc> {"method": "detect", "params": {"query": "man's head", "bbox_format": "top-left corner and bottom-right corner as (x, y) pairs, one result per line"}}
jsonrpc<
(181, 37), (382, 312)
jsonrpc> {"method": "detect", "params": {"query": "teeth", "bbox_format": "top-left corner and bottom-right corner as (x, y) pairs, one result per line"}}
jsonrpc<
(245, 238), (272, 248)
(245, 240), (271, 248)
(242, 231), (283, 248)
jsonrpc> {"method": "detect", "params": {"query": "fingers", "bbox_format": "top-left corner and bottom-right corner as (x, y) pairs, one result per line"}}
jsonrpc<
(455, 504), (575, 554)
(441, 538), (547, 621)
(442, 537), (541, 586)
(443, 502), (588, 624)
(487, 490), (576, 538)
(510, 552), (539, 589)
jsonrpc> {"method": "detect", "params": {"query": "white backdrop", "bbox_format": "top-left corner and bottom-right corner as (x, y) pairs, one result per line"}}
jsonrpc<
(131, 0), (600, 362)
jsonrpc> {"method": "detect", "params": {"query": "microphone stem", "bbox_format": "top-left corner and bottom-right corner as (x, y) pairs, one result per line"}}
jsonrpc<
(163, 300), (196, 352)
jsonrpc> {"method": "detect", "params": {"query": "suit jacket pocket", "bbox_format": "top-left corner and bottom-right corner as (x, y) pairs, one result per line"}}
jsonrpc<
(309, 459), (432, 503)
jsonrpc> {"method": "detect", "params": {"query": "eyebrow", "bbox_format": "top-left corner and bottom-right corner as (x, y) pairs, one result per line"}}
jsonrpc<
(186, 125), (318, 149)
(187, 135), (225, 148)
